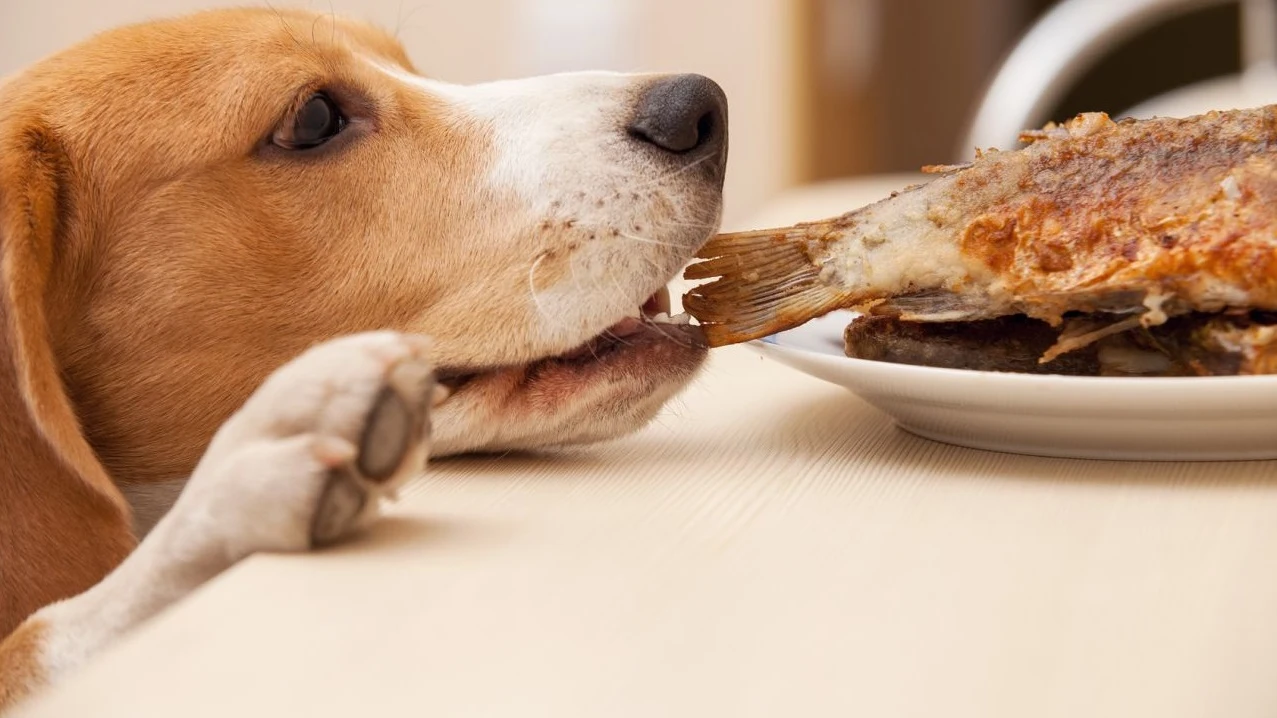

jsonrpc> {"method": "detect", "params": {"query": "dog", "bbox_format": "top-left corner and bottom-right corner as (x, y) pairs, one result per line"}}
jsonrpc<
(0, 7), (726, 707)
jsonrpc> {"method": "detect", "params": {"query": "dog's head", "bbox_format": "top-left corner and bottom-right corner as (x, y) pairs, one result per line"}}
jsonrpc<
(0, 7), (726, 507)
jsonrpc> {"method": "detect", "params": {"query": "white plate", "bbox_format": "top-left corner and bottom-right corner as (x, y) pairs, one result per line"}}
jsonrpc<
(752, 311), (1277, 461)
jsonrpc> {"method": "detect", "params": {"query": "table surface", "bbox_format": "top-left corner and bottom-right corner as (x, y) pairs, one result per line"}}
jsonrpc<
(22, 175), (1277, 718)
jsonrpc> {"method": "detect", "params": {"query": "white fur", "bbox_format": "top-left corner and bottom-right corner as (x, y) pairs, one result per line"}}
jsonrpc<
(367, 59), (719, 349)
(32, 332), (433, 683)
(372, 63), (637, 208)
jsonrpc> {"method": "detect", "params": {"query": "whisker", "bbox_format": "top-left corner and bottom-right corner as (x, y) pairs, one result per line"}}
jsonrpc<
(265, 0), (305, 49)
(652, 218), (719, 231)
(618, 231), (681, 249)
(310, 12), (324, 46)
(585, 254), (616, 334)
(602, 263), (644, 329)
(618, 233), (689, 250)
(626, 153), (715, 192)
(395, 1), (429, 38)
(564, 248), (607, 365)
(527, 252), (558, 329)
(567, 248), (590, 324)
(644, 317), (701, 350)
(599, 329), (637, 350)
(665, 199), (723, 231)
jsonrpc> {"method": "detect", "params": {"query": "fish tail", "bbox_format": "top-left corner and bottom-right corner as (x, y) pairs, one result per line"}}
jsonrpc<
(683, 225), (849, 347)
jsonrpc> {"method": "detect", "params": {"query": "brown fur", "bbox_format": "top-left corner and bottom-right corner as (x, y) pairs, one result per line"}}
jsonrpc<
(0, 620), (46, 709)
(0, 119), (135, 636)
(0, 7), (494, 636)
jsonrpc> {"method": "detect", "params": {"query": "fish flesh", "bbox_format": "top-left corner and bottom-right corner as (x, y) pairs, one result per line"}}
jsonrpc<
(843, 312), (1277, 376)
(842, 314), (1100, 374)
(683, 105), (1277, 370)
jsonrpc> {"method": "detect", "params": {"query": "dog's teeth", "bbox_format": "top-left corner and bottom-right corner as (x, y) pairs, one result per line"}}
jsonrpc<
(650, 311), (693, 325)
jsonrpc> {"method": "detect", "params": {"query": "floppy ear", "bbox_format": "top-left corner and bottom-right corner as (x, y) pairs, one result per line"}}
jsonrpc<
(0, 116), (135, 637)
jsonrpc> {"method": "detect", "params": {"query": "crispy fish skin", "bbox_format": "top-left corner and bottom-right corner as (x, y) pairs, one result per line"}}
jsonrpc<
(685, 106), (1277, 347)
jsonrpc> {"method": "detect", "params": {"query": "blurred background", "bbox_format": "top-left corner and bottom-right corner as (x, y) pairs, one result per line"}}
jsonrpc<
(2, 0), (1273, 228)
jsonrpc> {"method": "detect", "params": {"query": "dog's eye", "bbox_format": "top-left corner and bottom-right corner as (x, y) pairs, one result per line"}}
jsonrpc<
(274, 94), (346, 150)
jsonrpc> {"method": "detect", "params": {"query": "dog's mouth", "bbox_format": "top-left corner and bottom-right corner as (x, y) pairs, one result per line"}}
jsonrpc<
(434, 286), (706, 394)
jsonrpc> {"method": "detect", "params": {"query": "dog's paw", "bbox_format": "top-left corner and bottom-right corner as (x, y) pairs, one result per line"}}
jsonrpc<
(178, 332), (441, 557)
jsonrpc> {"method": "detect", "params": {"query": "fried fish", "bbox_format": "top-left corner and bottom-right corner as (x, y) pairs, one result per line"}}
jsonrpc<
(683, 105), (1277, 372)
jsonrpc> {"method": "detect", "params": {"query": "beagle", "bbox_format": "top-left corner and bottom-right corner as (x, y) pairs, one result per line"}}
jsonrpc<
(0, 7), (726, 708)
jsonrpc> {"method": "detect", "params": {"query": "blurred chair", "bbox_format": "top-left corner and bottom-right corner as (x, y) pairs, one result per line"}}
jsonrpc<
(959, 0), (1277, 156)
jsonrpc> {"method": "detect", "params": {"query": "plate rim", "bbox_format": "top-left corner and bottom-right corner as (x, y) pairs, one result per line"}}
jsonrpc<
(747, 314), (1277, 461)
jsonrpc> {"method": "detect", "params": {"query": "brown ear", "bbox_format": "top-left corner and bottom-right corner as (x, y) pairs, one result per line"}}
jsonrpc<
(0, 117), (135, 637)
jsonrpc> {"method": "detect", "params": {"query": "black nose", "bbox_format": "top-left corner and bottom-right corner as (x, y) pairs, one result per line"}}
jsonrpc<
(628, 74), (728, 157)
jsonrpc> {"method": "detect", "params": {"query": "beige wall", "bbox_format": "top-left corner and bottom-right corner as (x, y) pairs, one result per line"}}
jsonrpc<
(0, 0), (805, 228)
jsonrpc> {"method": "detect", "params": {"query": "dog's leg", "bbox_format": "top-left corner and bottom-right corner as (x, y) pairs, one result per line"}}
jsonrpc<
(0, 331), (437, 710)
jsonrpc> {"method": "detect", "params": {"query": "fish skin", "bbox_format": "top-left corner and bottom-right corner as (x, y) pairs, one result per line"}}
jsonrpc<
(685, 105), (1277, 347)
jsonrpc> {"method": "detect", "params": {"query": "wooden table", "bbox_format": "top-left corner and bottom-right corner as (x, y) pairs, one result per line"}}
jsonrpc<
(22, 177), (1277, 718)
